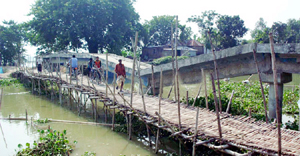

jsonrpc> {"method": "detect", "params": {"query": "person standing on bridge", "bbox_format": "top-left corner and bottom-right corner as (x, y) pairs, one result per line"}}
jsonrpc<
(36, 57), (43, 73)
(68, 55), (78, 78)
(94, 56), (102, 82)
(115, 59), (126, 92)
(87, 58), (93, 80)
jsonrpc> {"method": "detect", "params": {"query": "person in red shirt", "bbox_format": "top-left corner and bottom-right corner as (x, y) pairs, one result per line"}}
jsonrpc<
(93, 57), (101, 82)
(115, 59), (126, 92)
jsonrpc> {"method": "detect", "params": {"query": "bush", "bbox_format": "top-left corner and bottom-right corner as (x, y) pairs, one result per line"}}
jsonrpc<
(152, 56), (189, 65)
(0, 78), (21, 86)
(16, 129), (76, 155)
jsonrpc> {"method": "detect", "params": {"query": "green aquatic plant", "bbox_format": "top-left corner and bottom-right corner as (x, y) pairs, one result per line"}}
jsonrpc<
(35, 118), (49, 123)
(0, 78), (21, 86)
(16, 129), (77, 156)
(183, 81), (299, 123)
(82, 151), (96, 156)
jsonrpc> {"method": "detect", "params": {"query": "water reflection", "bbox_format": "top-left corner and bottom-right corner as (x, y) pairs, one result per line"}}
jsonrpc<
(0, 86), (155, 156)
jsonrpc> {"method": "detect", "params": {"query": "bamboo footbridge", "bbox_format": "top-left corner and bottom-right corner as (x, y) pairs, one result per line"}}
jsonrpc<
(14, 68), (300, 156)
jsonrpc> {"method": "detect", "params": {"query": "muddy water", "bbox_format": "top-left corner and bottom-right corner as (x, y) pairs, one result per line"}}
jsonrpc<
(0, 86), (156, 156)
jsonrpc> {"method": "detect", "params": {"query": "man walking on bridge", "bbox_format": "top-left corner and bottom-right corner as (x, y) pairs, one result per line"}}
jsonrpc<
(94, 56), (102, 83)
(36, 57), (43, 73)
(115, 59), (126, 92)
(68, 55), (78, 78)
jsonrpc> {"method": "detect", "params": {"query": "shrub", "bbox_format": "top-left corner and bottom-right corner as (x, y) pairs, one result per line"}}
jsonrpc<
(152, 56), (189, 65)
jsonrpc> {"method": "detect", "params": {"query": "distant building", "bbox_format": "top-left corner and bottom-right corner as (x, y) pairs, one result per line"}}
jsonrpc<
(141, 40), (204, 61)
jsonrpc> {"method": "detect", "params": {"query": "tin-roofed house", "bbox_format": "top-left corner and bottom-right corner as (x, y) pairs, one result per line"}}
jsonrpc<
(141, 40), (204, 61)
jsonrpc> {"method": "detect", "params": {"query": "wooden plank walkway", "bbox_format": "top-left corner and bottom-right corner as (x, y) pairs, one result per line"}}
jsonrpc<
(24, 70), (300, 155)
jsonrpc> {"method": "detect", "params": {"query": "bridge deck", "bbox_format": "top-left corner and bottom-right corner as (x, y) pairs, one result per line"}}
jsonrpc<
(28, 70), (300, 155)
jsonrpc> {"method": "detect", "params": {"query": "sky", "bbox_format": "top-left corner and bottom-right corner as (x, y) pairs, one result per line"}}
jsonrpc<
(0, 0), (300, 57)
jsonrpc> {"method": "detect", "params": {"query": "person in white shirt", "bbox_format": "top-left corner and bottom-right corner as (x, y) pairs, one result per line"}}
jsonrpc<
(36, 57), (43, 73)
(67, 55), (78, 77)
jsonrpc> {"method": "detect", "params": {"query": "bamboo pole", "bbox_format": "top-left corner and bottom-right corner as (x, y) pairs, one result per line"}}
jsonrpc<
(186, 91), (189, 106)
(202, 69), (208, 109)
(50, 81), (54, 101)
(167, 81), (175, 99)
(137, 56), (146, 113)
(130, 32), (138, 107)
(106, 52), (108, 97)
(249, 108), (252, 117)
(155, 68), (163, 153)
(174, 15), (181, 131)
(210, 73), (222, 139)
(81, 65), (83, 87)
(226, 90), (235, 113)
(208, 31), (222, 112)
(1, 117), (119, 126)
(192, 107), (200, 156)
(112, 72), (116, 131)
(192, 84), (202, 107)
(25, 109), (28, 122)
(31, 78), (34, 93)
(171, 22), (177, 100)
(69, 59), (72, 84)
(128, 113), (132, 140)
(253, 49), (269, 123)
(95, 99), (98, 122)
(0, 88), (3, 107)
(0, 122), (7, 148)
(269, 33), (281, 156)
(151, 65), (155, 96)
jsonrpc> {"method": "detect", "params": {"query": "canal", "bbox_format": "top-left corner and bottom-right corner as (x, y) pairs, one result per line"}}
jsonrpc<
(0, 86), (157, 156)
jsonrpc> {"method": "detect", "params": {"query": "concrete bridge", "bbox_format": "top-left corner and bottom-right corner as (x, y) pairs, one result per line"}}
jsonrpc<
(41, 43), (300, 119)
(142, 43), (300, 119)
(41, 52), (151, 82)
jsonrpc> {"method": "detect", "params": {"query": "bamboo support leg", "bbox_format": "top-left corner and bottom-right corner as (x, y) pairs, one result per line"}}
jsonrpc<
(192, 107), (200, 156)
(147, 124), (151, 147)
(95, 99), (98, 122)
(112, 73), (116, 131)
(50, 81), (54, 101)
(129, 114), (132, 140)
(68, 88), (71, 109)
(31, 78), (34, 93)
(155, 127), (160, 154)
(186, 91), (189, 105)
(38, 79), (41, 95)
(91, 98), (95, 119)
(59, 84), (62, 105)
(210, 74), (222, 139)
(25, 109), (28, 122)
(105, 105), (107, 123)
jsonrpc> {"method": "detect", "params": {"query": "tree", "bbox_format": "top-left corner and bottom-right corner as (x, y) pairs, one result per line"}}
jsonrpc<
(26, 0), (141, 55)
(271, 22), (288, 43)
(188, 11), (248, 50)
(251, 18), (270, 43)
(251, 18), (267, 39)
(216, 15), (248, 48)
(144, 15), (192, 46)
(0, 21), (25, 66)
(188, 10), (219, 50)
(251, 18), (300, 44)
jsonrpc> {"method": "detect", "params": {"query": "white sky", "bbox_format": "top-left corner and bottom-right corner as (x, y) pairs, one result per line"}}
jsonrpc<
(1, 0), (300, 57)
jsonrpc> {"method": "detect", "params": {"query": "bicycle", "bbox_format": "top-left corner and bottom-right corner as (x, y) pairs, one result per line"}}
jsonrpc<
(91, 67), (102, 84)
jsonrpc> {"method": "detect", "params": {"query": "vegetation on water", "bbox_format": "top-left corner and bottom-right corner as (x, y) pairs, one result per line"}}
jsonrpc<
(151, 56), (189, 65)
(35, 118), (49, 124)
(0, 78), (21, 86)
(82, 151), (96, 156)
(182, 80), (300, 129)
(16, 129), (76, 156)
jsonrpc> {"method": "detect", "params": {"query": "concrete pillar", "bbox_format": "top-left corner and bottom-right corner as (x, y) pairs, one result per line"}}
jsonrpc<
(268, 83), (283, 119)
(261, 72), (292, 120)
